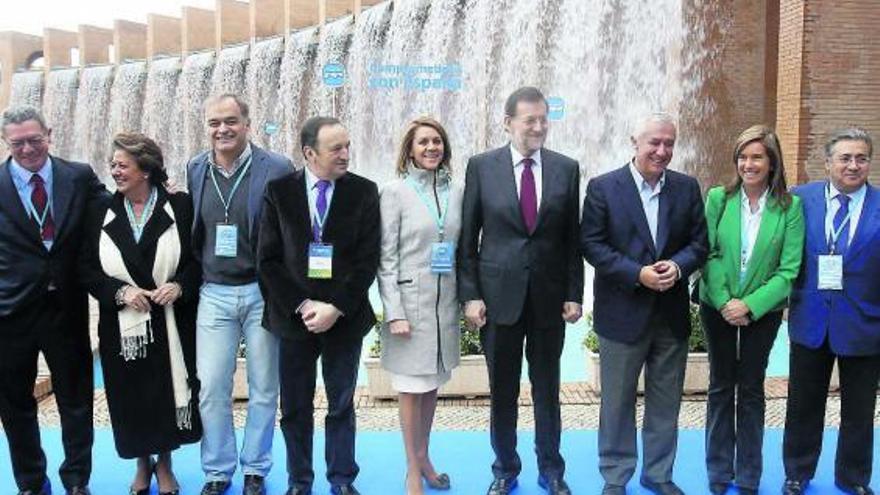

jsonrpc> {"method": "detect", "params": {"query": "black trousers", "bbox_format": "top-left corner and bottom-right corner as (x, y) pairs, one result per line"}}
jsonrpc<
(783, 339), (880, 486)
(279, 332), (363, 490)
(0, 292), (94, 491)
(701, 304), (782, 489)
(480, 299), (565, 481)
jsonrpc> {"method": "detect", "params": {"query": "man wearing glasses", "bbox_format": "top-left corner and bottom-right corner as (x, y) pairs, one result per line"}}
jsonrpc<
(782, 128), (880, 495)
(0, 105), (106, 495)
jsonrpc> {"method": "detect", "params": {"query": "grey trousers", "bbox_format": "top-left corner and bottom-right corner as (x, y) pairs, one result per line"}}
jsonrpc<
(597, 316), (688, 486)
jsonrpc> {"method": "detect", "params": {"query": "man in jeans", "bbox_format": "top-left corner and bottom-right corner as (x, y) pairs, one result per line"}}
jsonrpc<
(187, 93), (292, 495)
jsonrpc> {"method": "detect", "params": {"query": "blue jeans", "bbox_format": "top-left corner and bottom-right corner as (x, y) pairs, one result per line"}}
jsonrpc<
(197, 282), (279, 481)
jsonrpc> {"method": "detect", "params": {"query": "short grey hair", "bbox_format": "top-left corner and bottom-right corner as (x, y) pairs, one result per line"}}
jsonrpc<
(204, 93), (250, 123)
(824, 127), (873, 159)
(631, 112), (677, 140)
(1, 105), (48, 135)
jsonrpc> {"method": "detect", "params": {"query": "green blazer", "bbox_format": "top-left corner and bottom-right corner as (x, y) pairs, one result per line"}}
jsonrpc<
(699, 185), (805, 320)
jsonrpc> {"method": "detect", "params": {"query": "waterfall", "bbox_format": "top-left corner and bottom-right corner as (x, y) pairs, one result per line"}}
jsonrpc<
(9, 71), (44, 109)
(309, 16), (354, 118)
(42, 68), (80, 159)
(107, 61), (148, 142)
(276, 28), (318, 157)
(212, 44), (250, 96)
(245, 36), (284, 150)
(72, 65), (115, 180)
(170, 50), (216, 182)
(141, 57), (182, 176)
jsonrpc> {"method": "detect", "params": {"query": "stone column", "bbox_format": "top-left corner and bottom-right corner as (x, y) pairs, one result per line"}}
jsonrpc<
(147, 14), (182, 59)
(216, 0), (250, 48)
(288, 0), (320, 34)
(78, 25), (113, 65)
(182, 7), (215, 55)
(114, 20), (147, 63)
(43, 28), (78, 68)
(251, 0), (287, 39)
(0, 31), (43, 111)
(320, 0), (354, 24)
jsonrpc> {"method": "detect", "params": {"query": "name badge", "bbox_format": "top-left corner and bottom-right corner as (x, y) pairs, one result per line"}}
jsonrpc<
(817, 255), (843, 290)
(215, 223), (238, 258)
(431, 242), (454, 274)
(308, 243), (333, 279)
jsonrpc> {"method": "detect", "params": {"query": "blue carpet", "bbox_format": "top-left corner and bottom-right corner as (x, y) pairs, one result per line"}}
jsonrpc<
(2, 428), (876, 494)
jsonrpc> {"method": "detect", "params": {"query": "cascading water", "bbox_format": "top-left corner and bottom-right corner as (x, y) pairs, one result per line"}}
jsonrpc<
(107, 61), (148, 144)
(276, 28), (318, 157)
(309, 16), (354, 118)
(141, 57), (182, 177)
(170, 50), (216, 181)
(245, 37), (284, 150)
(42, 68), (80, 159)
(212, 44), (250, 97)
(72, 65), (115, 180)
(9, 71), (44, 108)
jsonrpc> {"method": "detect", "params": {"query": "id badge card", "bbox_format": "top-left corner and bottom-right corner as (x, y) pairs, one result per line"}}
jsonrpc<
(308, 243), (333, 279)
(215, 223), (238, 257)
(430, 242), (454, 274)
(817, 254), (843, 290)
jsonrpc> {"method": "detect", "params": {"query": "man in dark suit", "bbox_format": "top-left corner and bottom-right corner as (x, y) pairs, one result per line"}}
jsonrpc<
(257, 116), (380, 495)
(782, 128), (880, 495)
(458, 87), (584, 495)
(187, 94), (292, 495)
(580, 114), (708, 495)
(0, 105), (106, 495)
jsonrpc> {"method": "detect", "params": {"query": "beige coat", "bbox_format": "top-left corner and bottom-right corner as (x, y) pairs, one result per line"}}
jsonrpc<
(378, 165), (463, 375)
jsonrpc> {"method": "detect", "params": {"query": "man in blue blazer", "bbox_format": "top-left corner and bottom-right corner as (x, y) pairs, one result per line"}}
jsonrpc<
(0, 105), (106, 495)
(187, 94), (293, 495)
(581, 114), (708, 495)
(782, 128), (880, 495)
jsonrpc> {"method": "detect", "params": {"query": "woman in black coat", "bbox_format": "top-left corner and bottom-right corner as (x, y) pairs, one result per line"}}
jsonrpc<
(80, 133), (201, 495)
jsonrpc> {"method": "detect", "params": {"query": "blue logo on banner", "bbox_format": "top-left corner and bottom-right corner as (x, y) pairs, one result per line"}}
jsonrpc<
(323, 62), (345, 88)
(264, 122), (280, 135)
(547, 97), (565, 121)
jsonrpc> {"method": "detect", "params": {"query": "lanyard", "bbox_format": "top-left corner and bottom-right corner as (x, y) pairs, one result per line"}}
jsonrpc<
(826, 193), (861, 254)
(209, 156), (253, 223)
(25, 191), (52, 231)
(406, 176), (450, 241)
(124, 187), (158, 242)
(309, 181), (332, 243)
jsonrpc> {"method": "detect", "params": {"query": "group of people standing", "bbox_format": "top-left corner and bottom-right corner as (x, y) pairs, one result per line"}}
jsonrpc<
(0, 84), (877, 495)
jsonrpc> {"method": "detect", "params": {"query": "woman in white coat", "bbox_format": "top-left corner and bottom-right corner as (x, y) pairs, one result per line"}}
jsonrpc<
(378, 117), (463, 495)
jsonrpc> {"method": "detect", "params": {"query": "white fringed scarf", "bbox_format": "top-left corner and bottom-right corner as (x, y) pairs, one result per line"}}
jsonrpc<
(99, 201), (193, 430)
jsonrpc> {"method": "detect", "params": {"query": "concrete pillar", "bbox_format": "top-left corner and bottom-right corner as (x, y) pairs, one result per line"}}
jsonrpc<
(775, 1), (879, 185)
(251, 0), (287, 39)
(78, 25), (113, 65)
(182, 7), (216, 55)
(320, 0), (354, 24)
(43, 28), (78, 68)
(0, 31), (43, 110)
(147, 14), (182, 59)
(288, 0), (320, 32)
(216, 0), (250, 48)
(114, 20), (147, 63)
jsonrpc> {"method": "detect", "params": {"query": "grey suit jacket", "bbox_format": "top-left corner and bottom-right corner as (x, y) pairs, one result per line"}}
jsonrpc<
(457, 145), (584, 326)
(187, 143), (293, 259)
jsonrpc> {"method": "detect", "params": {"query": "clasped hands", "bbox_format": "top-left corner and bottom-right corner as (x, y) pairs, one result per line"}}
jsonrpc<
(299, 299), (342, 333)
(463, 300), (582, 330)
(122, 282), (182, 312)
(638, 260), (679, 292)
(720, 298), (751, 327)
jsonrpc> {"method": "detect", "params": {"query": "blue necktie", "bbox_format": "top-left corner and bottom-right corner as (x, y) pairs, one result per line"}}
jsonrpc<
(832, 193), (851, 255)
(313, 179), (330, 241)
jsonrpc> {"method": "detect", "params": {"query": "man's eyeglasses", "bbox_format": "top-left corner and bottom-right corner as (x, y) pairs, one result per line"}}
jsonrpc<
(5, 136), (48, 150)
(834, 154), (871, 166)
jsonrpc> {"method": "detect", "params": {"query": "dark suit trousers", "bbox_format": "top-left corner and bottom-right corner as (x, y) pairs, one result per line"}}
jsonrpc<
(783, 339), (880, 486)
(701, 304), (782, 489)
(479, 298), (565, 480)
(0, 292), (94, 491)
(279, 332), (363, 489)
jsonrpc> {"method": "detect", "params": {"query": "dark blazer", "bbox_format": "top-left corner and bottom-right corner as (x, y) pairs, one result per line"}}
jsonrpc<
(0, 156), (106, 318)
(187, 143), (293, 257)
(581, 164), (708, 343)
(788, 181), (880, 356)
(457, 145), (584, 326)
(257, 168), (381, 340)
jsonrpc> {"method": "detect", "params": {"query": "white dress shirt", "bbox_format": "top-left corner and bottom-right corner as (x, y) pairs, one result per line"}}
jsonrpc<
(824, 181), (867, 250)
(511, 144), (542, 207)
(740, 187), (768, 278)
(628, 161), (666, 246)
(10, 156), (54, 250)
(304, 165), (336, 239)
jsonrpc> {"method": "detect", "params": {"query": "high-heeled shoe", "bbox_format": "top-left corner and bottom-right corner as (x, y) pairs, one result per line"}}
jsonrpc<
(422, 472), (451, 490)
(129, 458), (156, 495)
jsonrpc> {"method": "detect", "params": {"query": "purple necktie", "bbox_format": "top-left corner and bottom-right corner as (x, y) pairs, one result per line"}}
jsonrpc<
(520, 158), (537, 233)
(30, 174), (55, 241)
(313, 179), (330, 241)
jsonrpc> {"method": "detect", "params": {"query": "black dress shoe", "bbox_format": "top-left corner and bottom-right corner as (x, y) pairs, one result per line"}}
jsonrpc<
(284, 486), (311, 495)
(601, 484), (625, 495)
(782, 479), (810, 495)
(538, 475), (571, 495)
(66, 487), (90, 495)
(836, 481), (875, 495)
(18, 479), (51, 495)
(201, 480), (231, 495)
(487, 477), (518, 495)
(424, 472), (451, 490)
(640, 479), (684, 495)
(330, 484), (360, 495)
(709, 481), (728, 494)
(243, 475), (266, 495)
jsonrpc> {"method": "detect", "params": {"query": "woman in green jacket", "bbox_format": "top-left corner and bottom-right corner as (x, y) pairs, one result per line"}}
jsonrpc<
(699, 125), (805, 495)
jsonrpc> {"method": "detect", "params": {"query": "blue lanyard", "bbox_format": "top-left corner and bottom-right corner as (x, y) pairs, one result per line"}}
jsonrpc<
(826, 191), (861, 254)
(25, 191), (52, 231)
(124, 187), (158, 242)
(406, 176), (450, 241)
(209, 156), (253, 223)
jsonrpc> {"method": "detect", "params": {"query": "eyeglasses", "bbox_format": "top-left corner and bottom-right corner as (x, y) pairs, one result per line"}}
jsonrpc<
(834, 154), (871, 166)
(5, 136), (48, 150)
